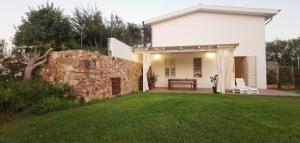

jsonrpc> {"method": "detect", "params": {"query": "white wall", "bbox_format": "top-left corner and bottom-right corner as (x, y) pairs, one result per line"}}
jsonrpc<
(108, 38), (142, 63)
(151, 12), (267, 88)
(151, 52), (217, 88)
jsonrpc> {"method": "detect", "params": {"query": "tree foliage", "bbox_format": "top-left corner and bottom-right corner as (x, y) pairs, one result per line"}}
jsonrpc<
(72, 6), (106, 49)
(14, 3), (74, 50)
(266, 37), (300, 66)
(107, 14), (142, 46)
(0, 39), (6, 59)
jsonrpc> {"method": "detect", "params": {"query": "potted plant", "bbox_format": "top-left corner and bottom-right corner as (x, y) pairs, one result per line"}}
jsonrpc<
(210, 75), (219, 93)
(148, 72), (158, 90)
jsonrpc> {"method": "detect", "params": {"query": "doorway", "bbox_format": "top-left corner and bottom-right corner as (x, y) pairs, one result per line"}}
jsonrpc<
(234, 57), (246, 78)
(111, 78), (121, 95)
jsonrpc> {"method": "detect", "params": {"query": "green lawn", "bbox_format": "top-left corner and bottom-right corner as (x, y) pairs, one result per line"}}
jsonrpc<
(0, 93), (299, 143)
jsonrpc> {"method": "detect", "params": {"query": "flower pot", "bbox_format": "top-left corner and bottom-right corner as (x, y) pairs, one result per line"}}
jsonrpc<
(212, 86), (217, 93)
(281, 84), (295, 90)
(267, 84), (278, 89)
(148, 80), (155, 90)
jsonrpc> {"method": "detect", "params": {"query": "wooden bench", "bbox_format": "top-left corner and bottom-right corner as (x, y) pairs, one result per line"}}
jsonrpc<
(168, 79), (197, 90)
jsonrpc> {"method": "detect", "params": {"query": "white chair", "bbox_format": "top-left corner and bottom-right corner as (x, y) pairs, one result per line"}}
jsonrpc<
(232, 78), (259, 95)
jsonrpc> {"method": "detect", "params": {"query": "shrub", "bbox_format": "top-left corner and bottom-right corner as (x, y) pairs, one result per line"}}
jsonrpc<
(49, 83), (76, 99)
(0, 80), (49, 113)
(267, 71), (278, 85)
(28, 97), (78, 114)
(0, 79), (77, 114)
(279, 67), (295, 84)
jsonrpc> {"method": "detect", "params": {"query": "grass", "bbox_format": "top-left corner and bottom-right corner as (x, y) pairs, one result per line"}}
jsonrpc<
(0, 93), (299, 143)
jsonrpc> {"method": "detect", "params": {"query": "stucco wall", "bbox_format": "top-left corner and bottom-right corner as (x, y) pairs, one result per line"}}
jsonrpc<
(150, 12), (266, 88)
(37, 50), (142, 101)
(108, 38), (142, 63)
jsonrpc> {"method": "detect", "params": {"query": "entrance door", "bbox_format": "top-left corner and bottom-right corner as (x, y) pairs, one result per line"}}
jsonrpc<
(111, 78), (121, 95)
(234, 57), (245, 78)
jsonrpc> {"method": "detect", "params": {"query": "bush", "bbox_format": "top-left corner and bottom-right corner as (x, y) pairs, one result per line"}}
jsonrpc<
(49, 83), (76, 99)
(279, 67), (295, 85)
(0, 79), (78, 114)
(28, 97), (78, 114)
(267, 71), (278, 84)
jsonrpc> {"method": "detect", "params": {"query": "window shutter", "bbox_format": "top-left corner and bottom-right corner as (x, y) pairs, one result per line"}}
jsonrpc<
(246, 56), (256, 87)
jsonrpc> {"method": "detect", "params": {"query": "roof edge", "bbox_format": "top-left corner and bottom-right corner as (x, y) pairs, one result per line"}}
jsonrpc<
(143, 4), (280, 26)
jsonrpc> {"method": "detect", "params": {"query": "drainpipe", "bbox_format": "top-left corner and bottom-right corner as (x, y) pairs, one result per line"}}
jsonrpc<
(265, 9), (281, 25)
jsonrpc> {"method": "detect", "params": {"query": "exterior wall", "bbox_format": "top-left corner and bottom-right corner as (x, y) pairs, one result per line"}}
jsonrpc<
(108, 38), (142, 63)
(37, 50), (142, 101)
(150, 12), (267, 88)
(151, 52), (217, 88)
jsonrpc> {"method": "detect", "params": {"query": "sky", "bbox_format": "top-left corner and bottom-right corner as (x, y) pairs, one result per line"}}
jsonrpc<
(0, 0), (300, 46)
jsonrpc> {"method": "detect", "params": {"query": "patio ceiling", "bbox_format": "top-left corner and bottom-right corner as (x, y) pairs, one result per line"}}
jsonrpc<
(134, 43), (239, 53)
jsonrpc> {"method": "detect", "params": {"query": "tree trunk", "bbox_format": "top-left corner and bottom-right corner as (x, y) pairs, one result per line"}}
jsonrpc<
(22, 48), (53, 80)
(24, 66), (33, 80)
(94, 38), (98, 48)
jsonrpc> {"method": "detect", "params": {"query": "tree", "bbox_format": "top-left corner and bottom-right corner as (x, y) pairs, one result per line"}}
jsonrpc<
(266, 37), (300, 66)
(14, 3), (74, 50)
(124, 23), (142, 46)
(22, 46), (53, 80)
(107, 15), (142, 46)
(72, 6), (106, 49)
(0, 40), (26, 81)
(107, 14), (126, 42)
(13, 3), (69, 80)
(266, 39), (287, 65)
(0, 39), (6, 60)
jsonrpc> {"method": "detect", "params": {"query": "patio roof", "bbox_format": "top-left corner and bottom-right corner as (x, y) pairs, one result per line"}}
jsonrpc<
(134, 43), (239, 53)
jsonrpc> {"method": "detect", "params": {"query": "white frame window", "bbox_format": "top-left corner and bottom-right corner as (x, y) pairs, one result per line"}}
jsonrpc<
(193, 58), (202, 77)
(165, 58), (176, 77)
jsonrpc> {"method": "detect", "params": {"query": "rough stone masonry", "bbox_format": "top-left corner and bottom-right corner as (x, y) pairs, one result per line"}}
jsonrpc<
(37, 50), (142, 101)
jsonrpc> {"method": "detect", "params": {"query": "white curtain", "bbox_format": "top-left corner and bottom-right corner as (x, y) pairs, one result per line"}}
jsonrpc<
(225, 50), (235, 89)
(143, 53), (153, 92)
(216, 49), (235, 94)
(215, 50), (222, 93)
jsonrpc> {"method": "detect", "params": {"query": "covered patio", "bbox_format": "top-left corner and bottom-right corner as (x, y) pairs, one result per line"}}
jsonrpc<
(134, 43), (239, 94)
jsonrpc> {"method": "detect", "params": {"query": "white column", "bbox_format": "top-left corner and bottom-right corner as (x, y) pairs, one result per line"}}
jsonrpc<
(220, 50), (226, 93)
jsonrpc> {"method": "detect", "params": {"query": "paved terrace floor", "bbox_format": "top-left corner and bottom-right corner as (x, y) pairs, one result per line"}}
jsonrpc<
(149, 87), (300, 96)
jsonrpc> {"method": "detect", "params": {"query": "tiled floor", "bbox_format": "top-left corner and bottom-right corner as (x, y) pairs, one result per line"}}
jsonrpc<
(149, 87), (300, 96)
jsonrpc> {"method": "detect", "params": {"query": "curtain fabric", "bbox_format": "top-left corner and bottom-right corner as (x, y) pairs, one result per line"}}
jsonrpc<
(143, 53), (153, 92)
(215, 50), (221, 93)
(216, 49), (234, 93)
(225, 50), (235, 89)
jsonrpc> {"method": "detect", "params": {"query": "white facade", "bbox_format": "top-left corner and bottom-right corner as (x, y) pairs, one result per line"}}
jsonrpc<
(109, 5), (279, 90)
(144, 5), (279, 89)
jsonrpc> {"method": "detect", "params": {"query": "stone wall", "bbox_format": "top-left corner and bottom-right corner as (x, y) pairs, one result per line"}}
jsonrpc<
(37, 50), (142, 101)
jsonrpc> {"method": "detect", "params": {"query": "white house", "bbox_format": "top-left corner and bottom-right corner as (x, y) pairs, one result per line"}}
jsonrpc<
(109, 5), (279, 93)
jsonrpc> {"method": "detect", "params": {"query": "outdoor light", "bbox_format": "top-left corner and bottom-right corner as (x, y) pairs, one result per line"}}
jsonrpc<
(153, 54), (161, 60)
(206, 52), (215, 59)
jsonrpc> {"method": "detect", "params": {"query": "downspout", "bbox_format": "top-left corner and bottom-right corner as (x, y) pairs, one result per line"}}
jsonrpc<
(265, 17), (273, 25)
(265, 9), (281, 25)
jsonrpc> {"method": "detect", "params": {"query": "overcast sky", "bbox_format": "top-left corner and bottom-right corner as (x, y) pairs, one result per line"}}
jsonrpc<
(1, 0), (300, 45)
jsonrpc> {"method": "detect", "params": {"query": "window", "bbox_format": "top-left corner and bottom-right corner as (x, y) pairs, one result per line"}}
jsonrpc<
(165, 58), (175, 77)
(193, 58), (202, 77)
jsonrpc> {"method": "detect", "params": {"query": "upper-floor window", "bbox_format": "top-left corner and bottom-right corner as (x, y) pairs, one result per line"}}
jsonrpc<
(193, 58), (202, 77)
(165, 58), (175, 77)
